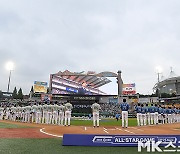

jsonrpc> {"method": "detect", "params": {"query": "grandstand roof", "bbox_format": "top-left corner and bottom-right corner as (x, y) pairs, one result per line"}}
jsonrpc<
(52, 70), (117, 88)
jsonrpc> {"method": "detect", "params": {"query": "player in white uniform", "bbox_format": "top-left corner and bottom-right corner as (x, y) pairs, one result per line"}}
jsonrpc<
(11, 105), (17, 121)
(91, 101), (101, 127)
(31, 103), (37, 123)
(36, 103), (42, 124)
(25, 105), (31, 123)
(135, 103), (142, 126)
(5, 107), (10, 120)
(48, 104), (53, 124)
(42, 103), (48, 124)
(64, 102), (73, 126)
(0, 106), (4, 120)
(21, 106), (26, 122)
(58, 103), (65, 125)
(16, 105), (21, 121)
(52, 102), (58, 125)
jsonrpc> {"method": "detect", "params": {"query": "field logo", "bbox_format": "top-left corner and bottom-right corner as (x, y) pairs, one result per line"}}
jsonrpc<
(138, 141), (180, 152)
(138, 141), (162, 152)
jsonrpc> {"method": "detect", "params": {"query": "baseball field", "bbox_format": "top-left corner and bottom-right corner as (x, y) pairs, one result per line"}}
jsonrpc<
(0, 118), (179, 154)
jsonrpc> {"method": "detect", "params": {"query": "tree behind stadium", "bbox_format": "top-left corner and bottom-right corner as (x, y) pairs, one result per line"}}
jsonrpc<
(17, 88), (23, 100)
(12, 87), (18, 99)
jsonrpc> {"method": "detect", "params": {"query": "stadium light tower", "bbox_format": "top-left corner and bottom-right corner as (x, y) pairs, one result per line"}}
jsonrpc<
(155, 66), (163, 102)
(6, 61), (14, 93)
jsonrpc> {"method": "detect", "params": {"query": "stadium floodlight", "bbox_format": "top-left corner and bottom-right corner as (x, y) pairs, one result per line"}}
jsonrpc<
(155, 66), (163, 74)
(6, 61), (14, 71)
(5, 61), (15, 93)
(155, 66), (163, 102)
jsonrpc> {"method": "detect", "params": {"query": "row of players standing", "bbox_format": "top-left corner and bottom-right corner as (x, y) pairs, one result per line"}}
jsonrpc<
(135, 103), (180, 126)
(0, 100), (101, 127)
(0, 102), (73, 126)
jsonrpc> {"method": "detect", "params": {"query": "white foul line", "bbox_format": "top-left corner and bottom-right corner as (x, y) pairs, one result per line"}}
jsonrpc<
(115, 127), (122, 131)
(124, 129), (136, 134)
(103, 127), (109, 134)
(40, 128), (63, 138)
(130, 127), (144, 131)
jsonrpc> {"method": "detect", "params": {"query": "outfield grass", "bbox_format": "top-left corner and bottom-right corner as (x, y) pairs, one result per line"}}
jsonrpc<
(0, 138), (173, 154)
(0, 122), (32, 128)
(71, 118), (137, 126)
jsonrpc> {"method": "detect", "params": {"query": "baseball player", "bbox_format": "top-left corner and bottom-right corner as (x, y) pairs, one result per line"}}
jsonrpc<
(52, 102), (58, 125)
(21, 106), (26, 122)
(158, 105), (163, 124)
(31, 103), (37, 123)
(0, 106), (4, 120)
(172, 106), (177, 123)
(145, 104), (151, 125)
(36, 103), (42, 124)
(162, 106), (167, 124)
(58, 103), (65, 125)
(149, 104), (155, 125)
(47, 103), (53, 124)
(91, 101), (101, 127)
(135, 103), (142, 126)
(178, 108), (180, 122)
(154, 104), (159, 124)
(140, 104), (147, 126)
(42, 102), (48, 124)
(64, 101), (73, 126)
(11, 105), (17, 121)
(167, 107), (173, 124)
(25, 105), (31, 123)
(120, 99), (129, 128)
(5, 106), (10, 120)
(175, 107), (180, 123)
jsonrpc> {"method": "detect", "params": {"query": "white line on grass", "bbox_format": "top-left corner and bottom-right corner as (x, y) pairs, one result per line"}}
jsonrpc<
(40, 128), (63, 138)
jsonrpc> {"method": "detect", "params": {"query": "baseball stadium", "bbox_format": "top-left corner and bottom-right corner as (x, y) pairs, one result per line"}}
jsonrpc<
(153, 69), (180, 106)
(0, 70), (180, 154)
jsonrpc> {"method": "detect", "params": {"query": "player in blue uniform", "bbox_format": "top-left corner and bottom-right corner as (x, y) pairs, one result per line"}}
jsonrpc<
(135, 103), (142, 126)
(154, 104), (159, 124)
(145, 104), (151, 125)
(178, 108), (180, 122)
(172, 106), (177, 123)
(167, 107), (173, 124)
(120, 99), (129, 128)
(140, 104), (147, 126)
(158, 105), (163, 124)
(149, 104), (155, 125)
(163, 106), (168, 124)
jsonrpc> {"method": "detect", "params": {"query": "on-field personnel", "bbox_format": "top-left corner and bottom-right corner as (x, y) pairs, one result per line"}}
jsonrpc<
(135, 103), (142, 126)
(91, 101), (101, 127)
(64, 101), (73, 126)
(120, 99), (129, 128)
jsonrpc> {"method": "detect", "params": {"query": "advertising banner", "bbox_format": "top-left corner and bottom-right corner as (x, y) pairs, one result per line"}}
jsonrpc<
(122, 83), (136, 95)
(34, 81), (48, 93)
(63, 134), (180, 149)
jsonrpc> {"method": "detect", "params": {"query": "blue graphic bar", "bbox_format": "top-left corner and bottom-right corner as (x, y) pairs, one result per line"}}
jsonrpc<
(63, 134), (180, 147)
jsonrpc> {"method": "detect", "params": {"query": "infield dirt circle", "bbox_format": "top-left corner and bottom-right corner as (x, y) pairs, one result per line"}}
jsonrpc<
(0, 120), (180, 138)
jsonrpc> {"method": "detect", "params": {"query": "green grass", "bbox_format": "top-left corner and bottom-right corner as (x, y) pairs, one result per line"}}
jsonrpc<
(71, 118), (137, 126)
(0, 138), (173, 154)
(0, 122), (32, 128)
